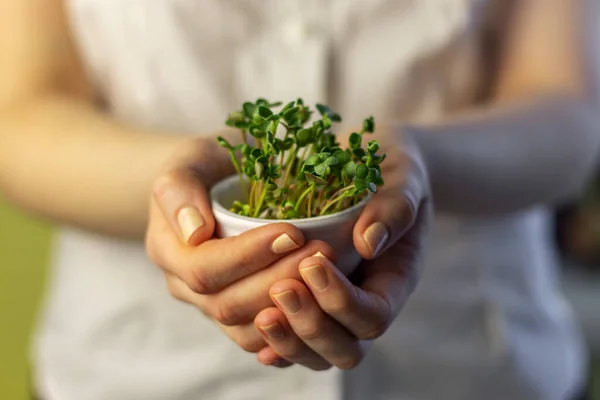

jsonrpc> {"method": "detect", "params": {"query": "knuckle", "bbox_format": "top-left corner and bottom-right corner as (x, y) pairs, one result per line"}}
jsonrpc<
(184, 268), (214, 295)
(296, 321), (326, 342)
(230, 242), (256, 276)
(211, 297), (240, 326)
(152, 170), (181, 201)
(325, 293), (354, 315)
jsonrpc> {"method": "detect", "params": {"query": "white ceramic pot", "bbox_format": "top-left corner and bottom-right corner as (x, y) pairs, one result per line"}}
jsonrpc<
(210, 175), (369, 276)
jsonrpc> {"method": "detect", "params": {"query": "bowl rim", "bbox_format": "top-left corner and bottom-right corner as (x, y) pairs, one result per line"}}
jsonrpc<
(210, 174), (372, 226)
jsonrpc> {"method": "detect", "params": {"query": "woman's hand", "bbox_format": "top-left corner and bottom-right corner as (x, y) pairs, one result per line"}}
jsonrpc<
(145, 136), (339, 352)
(253, 127), (432, 369)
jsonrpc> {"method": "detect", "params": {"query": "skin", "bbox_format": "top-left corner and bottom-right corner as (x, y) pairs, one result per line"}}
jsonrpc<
(0, 0), (427, 370)
(1, 0), (598, 375)
(251, 0), (600, 369)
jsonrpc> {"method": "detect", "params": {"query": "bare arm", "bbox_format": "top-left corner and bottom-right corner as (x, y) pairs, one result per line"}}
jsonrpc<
(0, 0), (232, 238)
(408, 0), (600, 215)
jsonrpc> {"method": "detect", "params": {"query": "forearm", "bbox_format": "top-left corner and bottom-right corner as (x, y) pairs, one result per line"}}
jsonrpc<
(408, 95), (600, 215)
(0, 94), (233, 238)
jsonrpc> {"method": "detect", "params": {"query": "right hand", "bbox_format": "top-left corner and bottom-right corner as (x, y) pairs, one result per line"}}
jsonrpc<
(145, 139), (336, 354)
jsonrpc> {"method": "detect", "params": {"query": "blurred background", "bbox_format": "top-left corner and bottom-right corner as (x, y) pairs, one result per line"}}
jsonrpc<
(1, 168), (600, 400)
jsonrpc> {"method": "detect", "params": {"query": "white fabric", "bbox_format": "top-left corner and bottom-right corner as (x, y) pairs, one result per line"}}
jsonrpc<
(32, 1), (586, 399)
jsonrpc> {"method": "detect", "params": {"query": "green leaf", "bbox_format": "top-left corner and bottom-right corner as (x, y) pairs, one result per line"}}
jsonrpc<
(368, 140), (380, 154)
(268, 164), (281, 179)
(283, 106), (300, 121)
(354, 179), (367, 191)
(304, 172), (328, 185)
(353, 148), (366, 158)
(324, 156), (339, 166)
(226, 111), (245, 127)
(240, 145), (252, 157)
(315, 103), (331, 116)
(366, 167), (379, 183)
(343, 161), (357, 179)
(363, 116), (375, 133)
(356, 163), (368, 179)
(250, 127), (266, 138)
(258, 106), (273, 118)
(243, 102), (256, 118)
(330, 113), (342, 122)
(217, 136), (233, 150)
(375, 176), (385, 186)
(234, 120), (251, 129)
(280, 101), (295, 113)
(322, 114), (332, 129)
(334, 150), (351, 164)
(242, 204), (251, 215)
(314, 163), (330, 177)
(349, 132), (362, 149)
(255, 160), (265, 179)
(266, 180), (278, 190)
(250, 148), (263, 160)
(267, 113), (280, 121)
(374, 153), (387, 164)
(296, 128), (313, 146)
(305, 154), (322, 166)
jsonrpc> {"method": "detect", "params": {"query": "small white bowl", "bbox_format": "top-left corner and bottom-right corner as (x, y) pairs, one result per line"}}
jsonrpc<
(210, 175), (369, 275)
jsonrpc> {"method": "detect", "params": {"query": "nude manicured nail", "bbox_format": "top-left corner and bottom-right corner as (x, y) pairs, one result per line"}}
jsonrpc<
(314, 251), (327, 258)
(363, 222), (389, 257)
(272, 233), (300, 254)
(260, 323), (284, 339)
(177, 207), (205, 243)
(300, 265), (328, 291)
(272, 290), (301, 314)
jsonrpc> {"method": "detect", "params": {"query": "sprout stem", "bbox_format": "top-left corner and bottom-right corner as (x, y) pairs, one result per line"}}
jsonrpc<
(253, 183), (268, 218)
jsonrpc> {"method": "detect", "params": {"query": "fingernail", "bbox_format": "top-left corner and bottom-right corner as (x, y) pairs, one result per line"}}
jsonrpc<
(314, 251), (327, 259)
(300, 265), (328, 291)
(272, 290), (301, 314)
(363, 222), (389, 257)
(177, 207), (205, 243)
(260, 323), (284, 339)
(272, 233), (300, 254)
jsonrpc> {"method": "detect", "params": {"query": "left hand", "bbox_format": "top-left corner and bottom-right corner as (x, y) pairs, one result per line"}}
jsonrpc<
(253, 126), (432, 370)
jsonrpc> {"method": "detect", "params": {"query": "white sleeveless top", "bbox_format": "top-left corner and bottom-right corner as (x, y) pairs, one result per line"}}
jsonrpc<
(33, 1), (586, 399)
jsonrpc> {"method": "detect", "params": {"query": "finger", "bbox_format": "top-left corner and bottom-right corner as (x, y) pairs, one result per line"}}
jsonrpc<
(204, 240), (336, 325)
(152, 168), (215, 246)
(353, 190), (415, 260)
(304, 203), (430, 340)
(353, 140), (427, 260)
(299, 254), (392, 340)
(269, 280), (364, 370)
(164, 271), (266, 352)
(151, 221), (305, 295)
(255, 307), (331, 371)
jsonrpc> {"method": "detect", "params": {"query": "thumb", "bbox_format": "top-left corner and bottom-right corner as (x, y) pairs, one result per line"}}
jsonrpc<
(152, 168), (215, 246)
(353, 189), (417, 260)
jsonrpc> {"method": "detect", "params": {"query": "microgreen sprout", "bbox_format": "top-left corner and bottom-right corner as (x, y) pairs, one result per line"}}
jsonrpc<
(218, 98), (385, 219)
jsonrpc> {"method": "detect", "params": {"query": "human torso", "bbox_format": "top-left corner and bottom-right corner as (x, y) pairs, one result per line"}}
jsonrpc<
(33, 1), (585, 399)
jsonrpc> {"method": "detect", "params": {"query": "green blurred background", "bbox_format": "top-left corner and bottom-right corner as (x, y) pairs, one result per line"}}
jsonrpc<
(0, 198), (51, 399)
